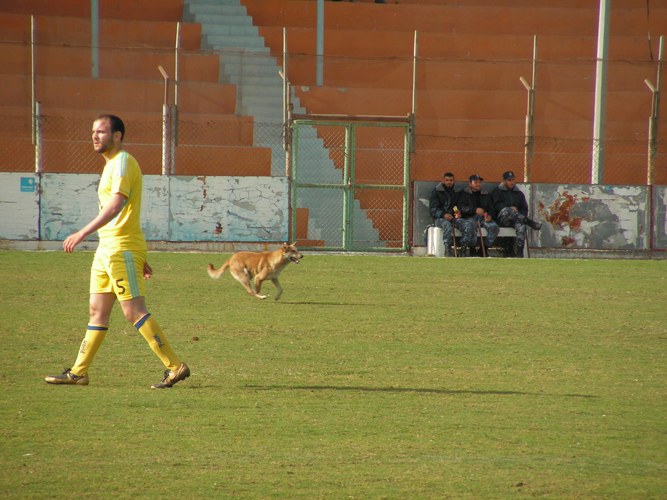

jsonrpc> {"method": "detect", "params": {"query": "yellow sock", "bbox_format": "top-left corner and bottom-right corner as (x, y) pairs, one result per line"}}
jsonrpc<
(71, 325), (108, 375)
(134, 314), (181, 371)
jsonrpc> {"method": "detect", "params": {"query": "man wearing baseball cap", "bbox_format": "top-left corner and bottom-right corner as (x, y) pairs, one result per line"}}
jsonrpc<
(428, 172), (473, 256)
(491, 171), (542, 257)
(455, 174), (500, 256)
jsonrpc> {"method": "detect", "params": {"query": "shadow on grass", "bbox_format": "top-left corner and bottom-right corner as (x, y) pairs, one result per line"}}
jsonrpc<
(244, 384), (599, 398)
(276, 302), (369, 306)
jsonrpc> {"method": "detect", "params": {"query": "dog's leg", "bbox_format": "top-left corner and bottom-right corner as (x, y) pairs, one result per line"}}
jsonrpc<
(254, 278), (267, 300)
(232, 268), (266, 299)
(271, 278), (283, 301)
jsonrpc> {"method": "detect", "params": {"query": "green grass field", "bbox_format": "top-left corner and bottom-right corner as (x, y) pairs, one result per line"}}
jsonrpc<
(1, 250), (665, 499)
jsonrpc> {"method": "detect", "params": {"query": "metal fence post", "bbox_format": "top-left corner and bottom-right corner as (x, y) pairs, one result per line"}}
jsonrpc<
(159, 66), (171, 175)
(520, 35), (537, 183)
(169, 105), (177, 175)
(162, 104), (171, 176)
(591, 0), (610, 184)
(91, 0), (99, 78)
(645, 36), (663, 187)
(316, 0), (324, 87)
(172, 22), (180, 175)
(31, 15), (36, 145)
(34, 101), (42, 174)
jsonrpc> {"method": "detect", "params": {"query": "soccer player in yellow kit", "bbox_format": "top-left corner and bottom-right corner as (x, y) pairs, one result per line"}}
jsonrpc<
(45, 115), (190, 389)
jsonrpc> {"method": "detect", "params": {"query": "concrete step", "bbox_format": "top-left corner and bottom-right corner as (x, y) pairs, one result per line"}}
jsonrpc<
(200, 24), (258, 37)
(188, 0), (241, 4)
(210, 44), (270, 54)
(238, 95), (283, 109)
(206, 34), (267, 48)
(219, 52), (277, 67)
(190, 13), (252, 26)
(226, 74), (282, 86)
(187, 4), (247, 16)
(238, 84), (284, 97)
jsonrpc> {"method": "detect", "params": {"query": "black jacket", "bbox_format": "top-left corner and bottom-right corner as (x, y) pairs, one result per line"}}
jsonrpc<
(429, 182), (458, 220)
(491, 183), (528, 217)
(456, 187), (496, 220)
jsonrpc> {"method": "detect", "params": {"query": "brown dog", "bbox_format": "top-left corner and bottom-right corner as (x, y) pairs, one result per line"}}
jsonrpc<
(207, 243), (303, 300)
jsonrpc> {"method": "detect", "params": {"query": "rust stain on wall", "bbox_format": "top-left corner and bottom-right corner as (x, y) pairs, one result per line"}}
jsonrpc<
(538, 191), (588, 231)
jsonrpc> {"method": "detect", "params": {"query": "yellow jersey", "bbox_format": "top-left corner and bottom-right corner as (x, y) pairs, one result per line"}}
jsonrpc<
(96, 150), (147, 252)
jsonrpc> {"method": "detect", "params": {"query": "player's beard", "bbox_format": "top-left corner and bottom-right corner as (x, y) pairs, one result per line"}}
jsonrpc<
(93, 137), (114, 154)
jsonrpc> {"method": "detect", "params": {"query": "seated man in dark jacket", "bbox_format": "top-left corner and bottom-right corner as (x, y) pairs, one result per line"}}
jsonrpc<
(456, 174), (500, 256)
(491, 171), (542, 257)
(428, 172), (472, 256)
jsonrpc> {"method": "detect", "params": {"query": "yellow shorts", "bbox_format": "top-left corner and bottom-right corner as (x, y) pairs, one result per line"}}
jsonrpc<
(90, 249), (146, 301)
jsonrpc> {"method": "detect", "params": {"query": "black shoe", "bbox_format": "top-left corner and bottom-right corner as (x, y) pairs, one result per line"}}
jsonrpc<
(526, 218), (542, 231)
(513, 245), (525, 258)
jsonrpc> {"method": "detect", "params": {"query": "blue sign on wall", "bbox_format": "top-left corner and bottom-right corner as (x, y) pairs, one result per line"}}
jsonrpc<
(20, 177), (36, 193)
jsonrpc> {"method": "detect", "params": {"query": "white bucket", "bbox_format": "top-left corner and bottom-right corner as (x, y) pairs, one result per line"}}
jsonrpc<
(427, 226), (445, 257)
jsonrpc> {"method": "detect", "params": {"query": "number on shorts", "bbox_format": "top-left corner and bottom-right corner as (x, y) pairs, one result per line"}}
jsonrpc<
(116, 279), (126, 295)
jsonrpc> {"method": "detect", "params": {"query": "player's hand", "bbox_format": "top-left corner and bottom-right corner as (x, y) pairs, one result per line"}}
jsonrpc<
(63, 231), (85, 253)
(143, 261), (153, 280)
(511, 206), (518, 212)
(476, 208), (485, 216)
(444, 214), (453, 221)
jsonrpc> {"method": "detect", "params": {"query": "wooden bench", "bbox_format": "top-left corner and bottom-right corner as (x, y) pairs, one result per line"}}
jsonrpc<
(428, 225), (526, 257)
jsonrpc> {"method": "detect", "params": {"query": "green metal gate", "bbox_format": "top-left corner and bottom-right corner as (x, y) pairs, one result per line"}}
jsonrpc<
(290, 118), (411, 252)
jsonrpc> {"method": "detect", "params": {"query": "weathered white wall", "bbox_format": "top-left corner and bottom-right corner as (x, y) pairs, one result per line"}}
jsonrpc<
(533, 185), (649, 250)
(0, 173), (39, 240)
(655, 186), (667, 249)
(1, 172), (288, 243)
(3, 173), (666, 251)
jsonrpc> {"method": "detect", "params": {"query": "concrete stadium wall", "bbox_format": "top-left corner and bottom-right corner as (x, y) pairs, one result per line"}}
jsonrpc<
(3, 171), (666, 256)
(413, 180), (667, 255)
(0, 172), (288, 244)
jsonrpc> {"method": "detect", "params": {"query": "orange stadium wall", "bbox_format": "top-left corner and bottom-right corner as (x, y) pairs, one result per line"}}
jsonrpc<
(0, 0), (185, 22)
(242, 0), (666, 187)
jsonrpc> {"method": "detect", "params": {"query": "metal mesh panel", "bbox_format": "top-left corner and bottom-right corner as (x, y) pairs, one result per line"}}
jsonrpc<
(292, 123), (346, 249)
(292, 120), (409, 251)
(295, 186), (345, 249)
(351, 125), (407, 250)
(531, 137), (653, 185)
(353, 125), (406, 186)
(414, 135), (667, 186)
(294, 123), (346, 185)
(0, 112), (33, 173)
(352, 187), (403, 250)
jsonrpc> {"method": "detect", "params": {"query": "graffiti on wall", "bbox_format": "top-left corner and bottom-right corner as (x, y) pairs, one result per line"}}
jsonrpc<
(533, 185), (648, 250)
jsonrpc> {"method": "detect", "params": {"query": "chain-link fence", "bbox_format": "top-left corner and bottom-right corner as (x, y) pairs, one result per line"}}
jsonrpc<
(413, 135), (667, 186)
(291, 119), (410, 251)
(0, 109), (288, 176)
(2, 108), (665, 186)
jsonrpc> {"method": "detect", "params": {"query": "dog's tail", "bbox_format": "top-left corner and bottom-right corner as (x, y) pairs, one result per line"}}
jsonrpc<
(207, 260), (230, 279)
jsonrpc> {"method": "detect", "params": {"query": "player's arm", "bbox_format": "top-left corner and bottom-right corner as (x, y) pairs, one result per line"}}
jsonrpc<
(63, 192), (127, 253)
